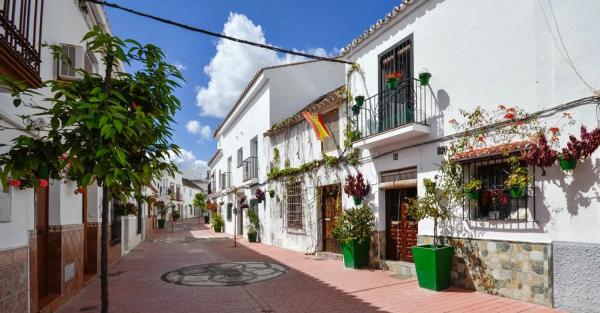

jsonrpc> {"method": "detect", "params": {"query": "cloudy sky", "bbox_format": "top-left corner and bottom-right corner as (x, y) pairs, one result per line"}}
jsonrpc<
(106, 0), (399, 179)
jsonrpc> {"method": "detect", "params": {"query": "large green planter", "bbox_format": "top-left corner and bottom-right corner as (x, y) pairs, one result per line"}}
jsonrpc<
(558, 157), (577, 171)
(342, 239), (370, 269)
(248, 232), (257, 242)
(213, 224), (222, 232)
(412, 245), (454, 291)
(157, 219), (166, 229)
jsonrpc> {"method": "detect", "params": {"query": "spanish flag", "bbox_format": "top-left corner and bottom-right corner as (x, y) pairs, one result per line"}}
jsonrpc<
(302, 111), (331, 141)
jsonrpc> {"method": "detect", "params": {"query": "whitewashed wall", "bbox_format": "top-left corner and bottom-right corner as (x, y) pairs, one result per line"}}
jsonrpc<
(345, 0), (600, 244)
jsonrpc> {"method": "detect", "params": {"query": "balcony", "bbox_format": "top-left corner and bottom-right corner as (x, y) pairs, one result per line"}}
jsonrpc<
(220, 172), (231, 190)
(243, 156), (258, 185)
(0, 0), (44, 88)
(351, 78), (433, 150)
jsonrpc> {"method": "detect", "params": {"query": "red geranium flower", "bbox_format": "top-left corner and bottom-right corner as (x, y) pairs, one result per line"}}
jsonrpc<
(39, 179), (49, 188)
(9, 179), (22, 187)
(74, 186), (84, 194)
(504, 113), (516, 119)
(549, 127), (560, 134)
(385, 72), (402, 80)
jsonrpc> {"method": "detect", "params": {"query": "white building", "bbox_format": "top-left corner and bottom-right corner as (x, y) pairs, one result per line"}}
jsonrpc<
(342, 0), (600, 311)
(208, 60), (345, 240)
(0, 1), (148, 312)
(182, 178), (205, 219)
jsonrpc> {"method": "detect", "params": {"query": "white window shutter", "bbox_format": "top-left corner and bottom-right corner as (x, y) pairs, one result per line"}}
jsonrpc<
(74, 45), (85, 79)
(0, 186), (11, 222)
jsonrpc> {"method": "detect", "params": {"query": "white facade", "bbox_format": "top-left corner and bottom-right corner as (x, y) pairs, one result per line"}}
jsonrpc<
(182, 179), (205, 219)
(209, 61), (345, 243)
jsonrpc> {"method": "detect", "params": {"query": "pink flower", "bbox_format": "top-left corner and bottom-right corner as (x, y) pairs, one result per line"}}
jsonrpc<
(504, 113), (516, 119)
(39, 179), (49, 188)
(8, 179), (21, 187)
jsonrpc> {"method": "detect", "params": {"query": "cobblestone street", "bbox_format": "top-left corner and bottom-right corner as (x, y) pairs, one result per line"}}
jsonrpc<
(56, 219), (560, 313)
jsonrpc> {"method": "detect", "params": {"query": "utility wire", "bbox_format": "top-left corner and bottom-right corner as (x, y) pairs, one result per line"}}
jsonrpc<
(85, 0), (353, 65)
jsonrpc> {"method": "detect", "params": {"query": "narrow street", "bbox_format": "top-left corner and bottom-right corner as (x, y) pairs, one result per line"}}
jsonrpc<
(58, 219), (559, 313)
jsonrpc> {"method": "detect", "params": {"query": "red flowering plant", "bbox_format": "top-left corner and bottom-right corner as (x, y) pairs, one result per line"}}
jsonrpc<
(344, 172), (370, 206)
(521, 133), (557, 175)
(385, 72), (402, 80)
(255, 188), (265, 203)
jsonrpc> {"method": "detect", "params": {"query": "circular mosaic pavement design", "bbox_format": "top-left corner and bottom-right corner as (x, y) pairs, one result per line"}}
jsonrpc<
(161, 262), (288, 287)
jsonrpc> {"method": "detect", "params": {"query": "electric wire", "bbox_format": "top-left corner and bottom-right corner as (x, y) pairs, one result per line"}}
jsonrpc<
(84, 0), (353, 65)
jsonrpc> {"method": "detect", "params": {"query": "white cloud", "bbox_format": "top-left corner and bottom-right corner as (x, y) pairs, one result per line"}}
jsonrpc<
(195, 12), (333, 118)
(185, 120), (212, 141)
(169, 149), (208, 180)
(173, 61), (187, 71)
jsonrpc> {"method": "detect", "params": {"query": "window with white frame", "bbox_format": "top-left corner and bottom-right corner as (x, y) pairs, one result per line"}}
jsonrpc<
(286, 179), (303, 229)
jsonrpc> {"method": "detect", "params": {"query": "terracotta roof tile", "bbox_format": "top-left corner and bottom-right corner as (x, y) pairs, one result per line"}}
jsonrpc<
(453, 141), (530, 161)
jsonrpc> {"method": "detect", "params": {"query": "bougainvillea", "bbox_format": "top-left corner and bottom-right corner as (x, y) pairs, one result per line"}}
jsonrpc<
(522, 133), (558, 169)
(255, 188), (265, 203)
(344, 172), (370, 198)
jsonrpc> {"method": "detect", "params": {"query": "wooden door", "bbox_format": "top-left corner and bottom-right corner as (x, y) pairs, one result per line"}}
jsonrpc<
(386, 188), (418, 262)
(35, 186), (49, 302)
(322, 185), (342, 253)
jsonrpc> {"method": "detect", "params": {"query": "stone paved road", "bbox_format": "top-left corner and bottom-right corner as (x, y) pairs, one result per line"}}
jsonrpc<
(58, 219), (561, 313)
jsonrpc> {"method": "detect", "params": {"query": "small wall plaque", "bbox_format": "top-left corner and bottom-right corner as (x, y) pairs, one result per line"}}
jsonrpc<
(65, 262), (75, 282)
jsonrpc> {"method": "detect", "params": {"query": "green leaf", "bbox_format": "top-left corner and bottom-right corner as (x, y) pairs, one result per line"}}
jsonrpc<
(113, 120), (123, 133)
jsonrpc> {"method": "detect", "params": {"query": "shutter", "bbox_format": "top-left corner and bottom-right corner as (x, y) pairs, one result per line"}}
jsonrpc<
(0, 186), (11, 222)
(58, 44), (84, 80)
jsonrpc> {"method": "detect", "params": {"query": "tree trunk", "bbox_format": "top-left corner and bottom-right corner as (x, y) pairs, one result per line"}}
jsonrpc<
(433, 218), (438, 247)
(101, 187), (110, 313)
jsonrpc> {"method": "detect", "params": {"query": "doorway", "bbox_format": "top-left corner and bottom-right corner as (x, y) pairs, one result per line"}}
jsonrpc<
(385, 187), (418, 262)
(36, 186), (58, 309)
(321, 184), (342, 253)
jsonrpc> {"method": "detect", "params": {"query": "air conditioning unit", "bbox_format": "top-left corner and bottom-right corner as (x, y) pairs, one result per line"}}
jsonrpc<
(57, 44), (84, 81)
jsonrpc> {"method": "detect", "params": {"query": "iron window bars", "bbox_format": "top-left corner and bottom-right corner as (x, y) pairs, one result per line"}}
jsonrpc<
(461, 155), (535, 221)
(285, 179), (303, 229)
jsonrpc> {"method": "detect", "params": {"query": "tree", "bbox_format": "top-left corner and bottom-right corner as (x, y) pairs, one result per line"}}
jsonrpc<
(0, 27), (182, 313)
(193, 192), (206, 211)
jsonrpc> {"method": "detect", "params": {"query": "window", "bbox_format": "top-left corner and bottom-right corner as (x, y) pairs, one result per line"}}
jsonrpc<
(57, 44), (84, 80)
(237, 148), (243, 167)
(84, 49), (99, 73)
(379, 36), (412, 92)
(462, 156), (532, 221)
(227, 203), (233, 221)
(321, 108), (340, 153)
(286, 179), (303, 229)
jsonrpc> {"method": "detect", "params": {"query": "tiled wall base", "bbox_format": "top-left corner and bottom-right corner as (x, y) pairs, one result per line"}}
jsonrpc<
(108, 225), (121, 265)
(418, 235), (552, 307)
(0, 246), (28, 313)
(28, 231), (38, 313)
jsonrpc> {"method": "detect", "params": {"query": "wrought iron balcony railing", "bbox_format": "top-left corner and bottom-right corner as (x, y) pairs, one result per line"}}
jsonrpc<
(351, 78), (433, 139)
(0, 0), (44, 87)
(243, 156), (258, 181)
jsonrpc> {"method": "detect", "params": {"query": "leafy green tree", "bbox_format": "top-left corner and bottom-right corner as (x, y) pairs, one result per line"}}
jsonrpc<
(193, 192), (206, 211)
(0, 27), (182, 313)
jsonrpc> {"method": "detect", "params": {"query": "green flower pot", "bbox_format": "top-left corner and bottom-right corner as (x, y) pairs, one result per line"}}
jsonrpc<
(353, 197), (363, 206)
(269, 190), (275, 198)
(157, 219), (166, 229)
(351, 105), (361, 116)
(213, 224), (222, 232)
(465, 189), (479, 200)
(342, 239), (370, 269)
(419, 72), (432, 86)
(412, 245), (454, 291)
(354, 96), (365, 107)
(386, 78), (398, 90)
(510, 186), (526, 199)
(248, 232), (257, 242)
(558, 157), (577, 171)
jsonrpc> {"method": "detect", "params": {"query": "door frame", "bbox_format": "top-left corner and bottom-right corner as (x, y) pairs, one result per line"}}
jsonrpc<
(320, 184), (342, 253)
(385, 186), (418, 262)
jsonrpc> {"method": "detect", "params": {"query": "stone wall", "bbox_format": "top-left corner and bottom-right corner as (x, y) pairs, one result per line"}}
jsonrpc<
(418, 235), (552, 307)
(553, 241), (600, 313)
(0, 246), (28, 313)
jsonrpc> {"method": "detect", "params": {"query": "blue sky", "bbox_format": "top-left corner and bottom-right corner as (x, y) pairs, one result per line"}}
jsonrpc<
(105, 0), (400, 178)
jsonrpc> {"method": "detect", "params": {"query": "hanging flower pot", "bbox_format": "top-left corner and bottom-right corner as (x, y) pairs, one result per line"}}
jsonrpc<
(419, 71), (432, 86)
(558, 156), (577, 171)
(465, 189), (479, 200)
(353, 197), (363, 206)
(269, 190), (275, 198)
(351, 105), (361, 116)
(354, 96), (365, 107)
(510, 186), (526, 199)
(386, 78), (398, 90)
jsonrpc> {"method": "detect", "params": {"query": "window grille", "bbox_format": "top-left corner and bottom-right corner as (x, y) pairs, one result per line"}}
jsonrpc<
(462, 156), (534, 221)
(227, 203), (233, 221)
(285, 179), (303, 229)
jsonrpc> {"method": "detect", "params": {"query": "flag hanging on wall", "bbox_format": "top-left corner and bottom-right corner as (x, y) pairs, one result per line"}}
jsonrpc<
(302, 111), (331, 141)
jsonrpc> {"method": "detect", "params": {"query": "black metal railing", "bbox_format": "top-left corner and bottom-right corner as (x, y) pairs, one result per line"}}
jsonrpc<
(351, 78), (433, 139)
(0, 0), (44, 78)
(243, 156), (258, 181)
(220, 172), (231, 189)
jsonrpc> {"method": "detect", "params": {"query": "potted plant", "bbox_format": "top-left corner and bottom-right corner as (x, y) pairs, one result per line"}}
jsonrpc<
(351, 104), (361, 116)
(407, 178), (453, 291)
(354, 95), (365, 107)
(246, 208), (260, 243)
(385, 72), (402, 90)
(172, 209), (181, 221)
(268, 189), (275, 198)
(212, 213), (224, 232)
(344, 172), (370, 206)
(505, 156), (528, 198)
(332, 206), (374, 269)
(255, 188), (265, 204)
(156, 200), (166, 229)
(418, 69), (432, 86)
(522, 133), (557, 176)
(463, 178), (481, 200)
